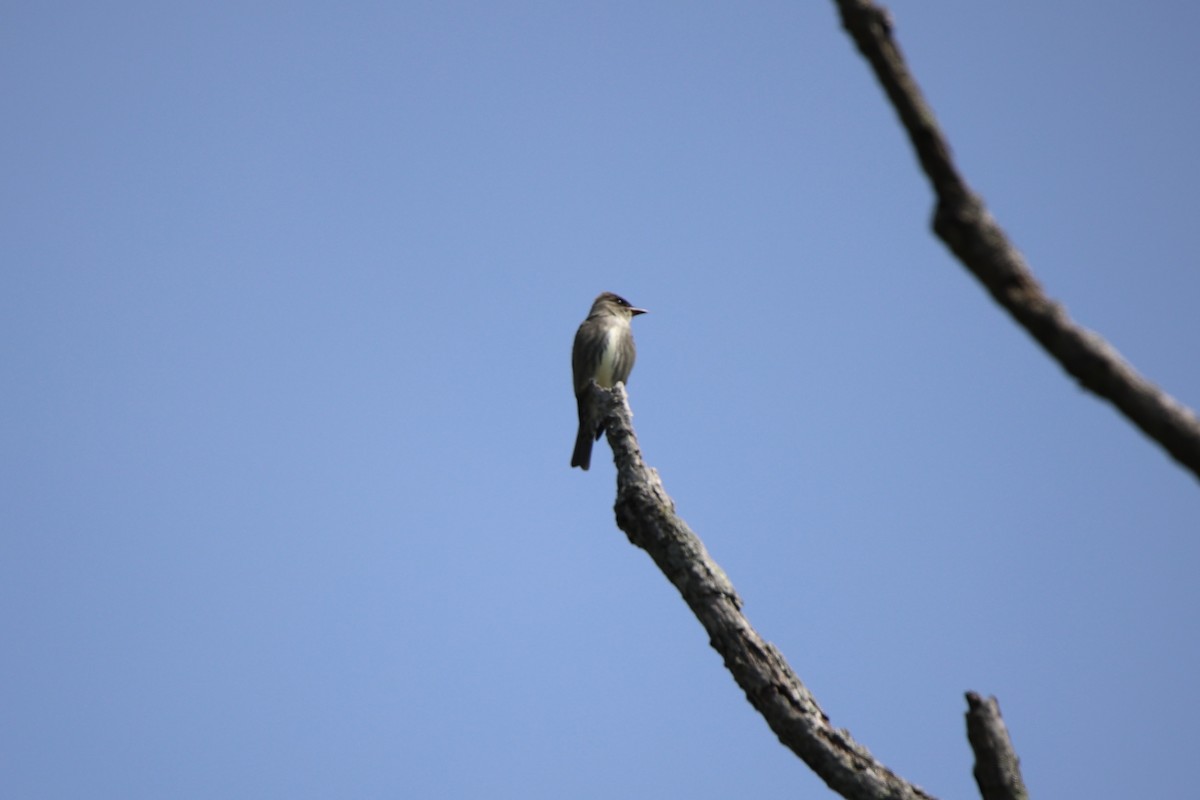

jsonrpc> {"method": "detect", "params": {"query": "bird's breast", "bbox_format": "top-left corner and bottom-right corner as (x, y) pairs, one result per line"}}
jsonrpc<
(593, 326), (622, 388)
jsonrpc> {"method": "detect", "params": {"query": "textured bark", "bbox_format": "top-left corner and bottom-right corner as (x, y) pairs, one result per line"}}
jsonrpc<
(599, 384), (938, 800)
(965, 693), (1028, 800)
(835, 0), (1200, 482)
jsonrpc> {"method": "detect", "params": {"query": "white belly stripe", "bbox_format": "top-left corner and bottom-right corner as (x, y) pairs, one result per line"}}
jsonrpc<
(594, 327), (620, 388)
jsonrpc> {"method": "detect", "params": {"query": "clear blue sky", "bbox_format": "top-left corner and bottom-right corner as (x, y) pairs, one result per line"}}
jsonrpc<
(3, 2), (1197, 798)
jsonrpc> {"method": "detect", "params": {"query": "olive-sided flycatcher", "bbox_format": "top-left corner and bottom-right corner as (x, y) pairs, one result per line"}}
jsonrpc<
(571, 292), (647, 470)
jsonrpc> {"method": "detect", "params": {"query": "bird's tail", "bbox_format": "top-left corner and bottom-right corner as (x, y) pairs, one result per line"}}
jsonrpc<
(570, 422), (594, 470)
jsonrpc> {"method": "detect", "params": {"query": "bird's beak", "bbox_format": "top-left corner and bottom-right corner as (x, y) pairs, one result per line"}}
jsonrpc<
(630, 307), (648, 316)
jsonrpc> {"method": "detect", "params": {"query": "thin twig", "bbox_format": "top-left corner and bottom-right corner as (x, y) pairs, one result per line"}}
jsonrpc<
(835, 0), (1200, 482)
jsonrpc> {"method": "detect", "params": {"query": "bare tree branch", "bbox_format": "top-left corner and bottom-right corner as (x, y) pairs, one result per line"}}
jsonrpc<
(598, 383), (938, 800)
(834, 0), (1200, 482)
(965, 693), (1029, 800)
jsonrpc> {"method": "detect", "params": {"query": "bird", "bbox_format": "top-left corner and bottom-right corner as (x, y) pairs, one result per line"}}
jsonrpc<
(571, 291), (647, 470)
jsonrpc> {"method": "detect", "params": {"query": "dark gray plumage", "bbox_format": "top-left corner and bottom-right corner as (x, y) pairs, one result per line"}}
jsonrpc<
(570, 292), (647, 470)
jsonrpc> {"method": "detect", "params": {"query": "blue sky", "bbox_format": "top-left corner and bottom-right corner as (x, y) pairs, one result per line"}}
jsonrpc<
(3, 2), (1197, 798)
